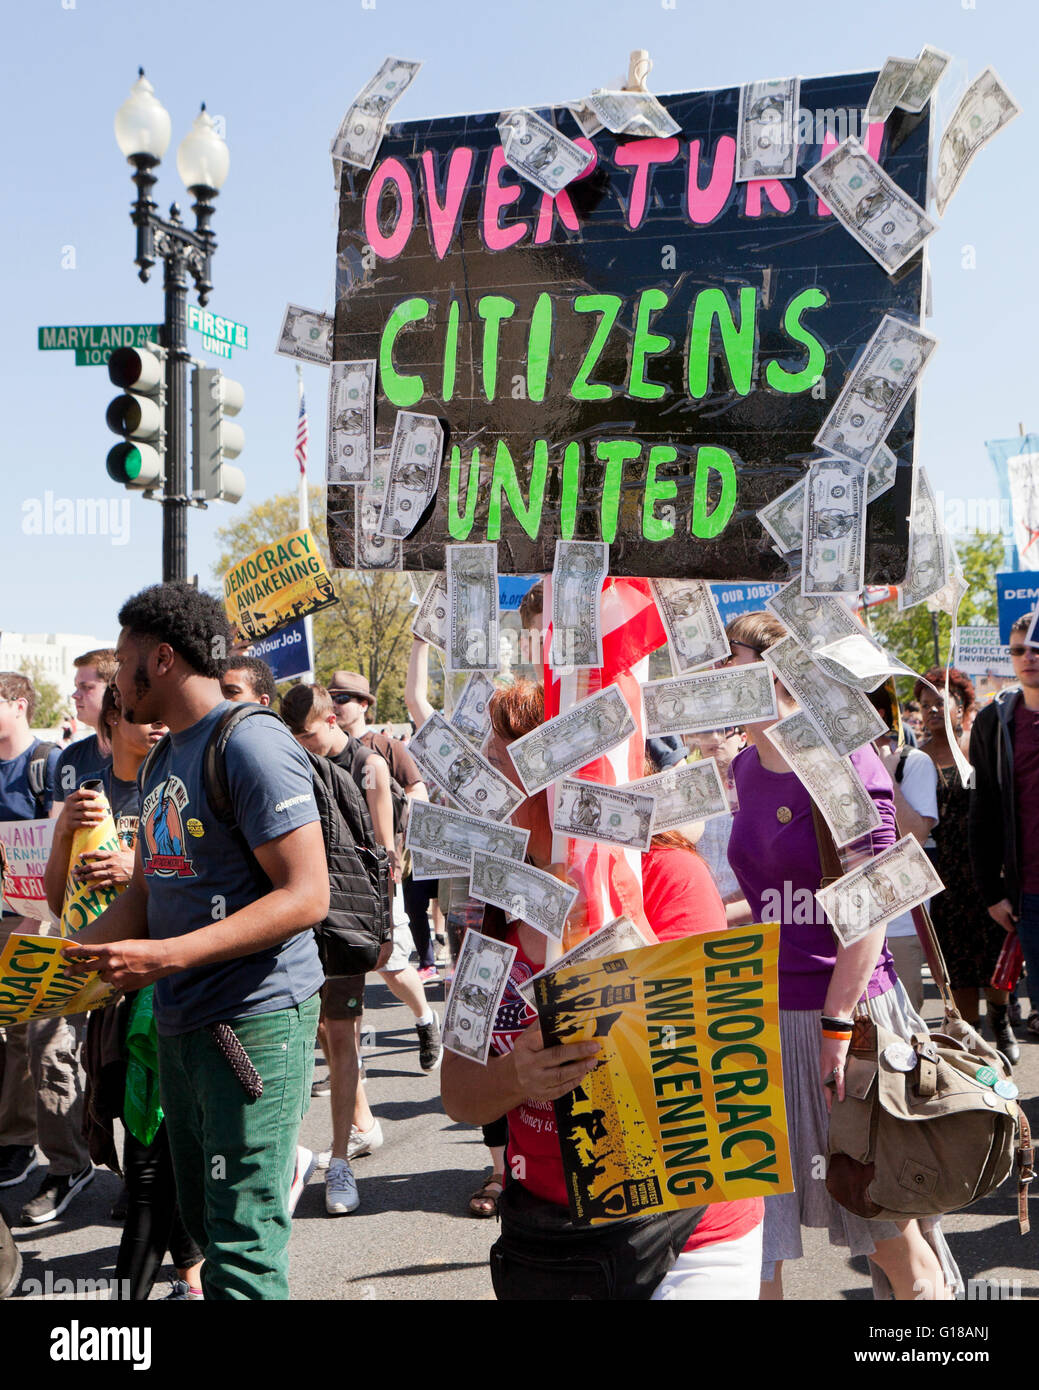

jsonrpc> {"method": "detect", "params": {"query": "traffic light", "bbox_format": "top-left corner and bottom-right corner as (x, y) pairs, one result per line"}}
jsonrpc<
(105, 344), (166, 489)
(191, 366), (245, 504)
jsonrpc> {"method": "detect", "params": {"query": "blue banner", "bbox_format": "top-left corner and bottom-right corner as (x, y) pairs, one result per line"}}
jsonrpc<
(244, 618), (312, 682)
(996, 571), (1039, 643)
(709, 581), (784, 630)
(499, 575), (539, 611)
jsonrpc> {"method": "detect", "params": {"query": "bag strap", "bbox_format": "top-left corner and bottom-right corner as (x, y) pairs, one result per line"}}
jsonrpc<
(809, 800), (844, 886)
(27, 741), (58, 815)
(1016, 1107), (1033, 1235)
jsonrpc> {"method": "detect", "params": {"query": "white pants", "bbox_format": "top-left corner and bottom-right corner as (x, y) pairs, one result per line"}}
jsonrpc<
(651, 1223), (763, 1301)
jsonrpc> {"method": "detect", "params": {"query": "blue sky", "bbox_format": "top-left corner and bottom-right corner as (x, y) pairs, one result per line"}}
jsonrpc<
(2, 0), (1033, 635)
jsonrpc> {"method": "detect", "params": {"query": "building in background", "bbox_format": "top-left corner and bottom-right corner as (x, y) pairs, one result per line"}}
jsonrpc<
(0, 632), (116, 720)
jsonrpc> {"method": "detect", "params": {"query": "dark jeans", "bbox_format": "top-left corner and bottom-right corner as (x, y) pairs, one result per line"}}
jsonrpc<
(116, 1124), (203, 1301)
(1017, 894), (1039, 1013)
(403, 874), (436, 969)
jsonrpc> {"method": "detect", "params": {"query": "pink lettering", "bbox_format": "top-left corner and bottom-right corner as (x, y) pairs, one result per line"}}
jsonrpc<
(744, 178), (793, 217)
(362, 157), (416, 260)
(686, 135), (736, 225)
(481, 145), (530, 251)
(533, 139), (597, 244)
(816, 121), (884, 216)
(420, 146), (475, 260)
(614, 137), (680, 230)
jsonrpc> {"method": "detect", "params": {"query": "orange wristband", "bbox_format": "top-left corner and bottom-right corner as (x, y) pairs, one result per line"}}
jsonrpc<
(821, 1028), (853, 1041)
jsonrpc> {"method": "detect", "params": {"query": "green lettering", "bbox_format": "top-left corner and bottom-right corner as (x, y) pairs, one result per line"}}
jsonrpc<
(572, 294), (622, 401)
(442, 298), (459, 401)
(526, 293), (552, 403)
(486, 440), (547, 541)
(478, 295), (516, 401)
(690, 446), (737, 539)
(629, 288), (671, 400)
(448, 446), (481, 540)
(766, 287), (827, 393)
(560, 442), (581, 540)
(717, 1102), (773, 1133)
(379, 297), (429, 407)
(594, 440), (640, 544)
(643, 445), (677, 541)
(687, 287), (757, 399)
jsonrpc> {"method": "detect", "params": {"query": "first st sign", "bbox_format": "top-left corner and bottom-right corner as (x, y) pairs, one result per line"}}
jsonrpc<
(38, 323), (160, 367)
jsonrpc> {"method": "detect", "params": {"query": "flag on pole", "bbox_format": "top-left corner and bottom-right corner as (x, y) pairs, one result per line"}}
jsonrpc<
(294, 368), (309, 475)
(294, 363), (315, 680)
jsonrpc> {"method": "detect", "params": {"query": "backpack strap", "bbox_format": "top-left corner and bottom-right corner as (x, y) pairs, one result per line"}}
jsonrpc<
(27, 741), (59, 816)
(203, 703), (286, 825)
(136, 732), (172, 798)
(894, 748), (909, 784)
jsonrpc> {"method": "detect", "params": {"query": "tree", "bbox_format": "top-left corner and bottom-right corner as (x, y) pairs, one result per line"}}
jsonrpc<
(212, 489), (415, 721)
(17, 658), (66, 730)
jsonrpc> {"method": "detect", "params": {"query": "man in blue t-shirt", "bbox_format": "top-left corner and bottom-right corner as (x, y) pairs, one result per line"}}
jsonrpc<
(64, 585), (329, 1301)
(50, 648), (115, 807)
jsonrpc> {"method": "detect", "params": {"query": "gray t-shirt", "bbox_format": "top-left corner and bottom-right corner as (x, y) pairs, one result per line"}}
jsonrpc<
(54, 734), (112, 802)
(140, 701), (324, 1036)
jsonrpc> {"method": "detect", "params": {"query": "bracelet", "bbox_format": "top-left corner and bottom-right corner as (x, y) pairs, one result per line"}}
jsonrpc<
(821, 1028), (853, 1041)
(820, 1014), (855, 1032)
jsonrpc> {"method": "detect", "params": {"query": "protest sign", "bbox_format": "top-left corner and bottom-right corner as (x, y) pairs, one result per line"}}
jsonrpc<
(0, 933), (114, 1027)
(0, 818), (56, 922)
(709, 581), (784, 629)
(535, 923), (791, 1223)
(223, 528), (338, 642)
(243, 617), (313, 682)
(953, 624), (1013, 678)
(996, 570), (1039, 643)
(328, 72), (927, 579)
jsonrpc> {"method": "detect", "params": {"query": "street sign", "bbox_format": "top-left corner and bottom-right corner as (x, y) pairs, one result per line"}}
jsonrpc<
(38, 323), (161, 367)
(186, 305), (248, 360)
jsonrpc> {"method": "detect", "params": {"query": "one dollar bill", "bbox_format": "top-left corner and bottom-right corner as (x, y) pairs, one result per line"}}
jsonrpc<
(649, 579), (730, 673)
(935, 67), (1020, 216)
(331, 57), (422, 170)
(497, 109), (592, 197)
(469, 852), (578, 943)
(409, 712), (524, 821)
(765, 711), (881, 849)
(816, 835), (944, 947)
(447, 542), (499, 674)
(406, 800), (529, 871)
(518, 915), (652, 1005)
(624, 758), (731, 832)
(507, 686), (636, 795)
(551, 540), (606, 670)
(449, 672), (495, 746)
(551, 779), (656, 851)
(762, 636), (886, 758)
(442, 929), (517, 1064)
(801, 458), (867, 596)
(326, 360), (376, 483)
(378, 413), (444, 539)
(276, 304), (332, 366)
(411, 573), (448, 649)
(642, 666), (777, 737)
(736, 76), (800, 181)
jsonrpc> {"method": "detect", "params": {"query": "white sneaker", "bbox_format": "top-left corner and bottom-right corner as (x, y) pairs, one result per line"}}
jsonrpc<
(325, 1157), (360, 1215)
(347, 1119), (384, 1160)
(288, 1146), (317, 1216)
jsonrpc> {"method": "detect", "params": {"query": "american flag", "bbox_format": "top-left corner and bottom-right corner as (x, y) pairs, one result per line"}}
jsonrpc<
(294, 383), (308, 474)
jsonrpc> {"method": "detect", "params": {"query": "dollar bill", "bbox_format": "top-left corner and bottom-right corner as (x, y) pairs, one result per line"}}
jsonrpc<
(642, 666), (777, 737)
(411, 573), (448, 649)
(897, 45), (951, 113)
(816, 835), (945, 947)
(551, 540), (607, 670)
(518, 915), (652, 1005)
(331, 57), (422, 170)
(410, 847), (466, 882)
(409, 712), (524, 820)
(624, 758), (731, 832)
(507, 686), (636, 795)
(649, 579), (730, 673)
(815, 315), (937, 467)
(442, 929), (517, 1064)
(805, 138), (935, 274)
(802, 458), (867, 597)
(866, 444), (898, 502)
(761, 636), (886, 758)
(765, 711), (881, 848)
(584, 89), (680, 137)
(766, 575), (910, 691)
(866, 58), (916, 122)
(378, 412), (444, 539)
(551, 779), (655, 851)
(276, 304), (333, 366)
(935, 67), (1020, 216)
(757, 476), (808, 554)
(814, 633), (915, 691)
(927, 540), (969, 620)
(355, 448), (402, 570)
(449, 672), (495, 746)
(567, 99), (603, 138)
(497, 109), (593, 197)
(469, 853), (578, 942)
(898, 467), (949, 610)
(406, 801), (529, 871)
(447, 542), (499, 673)
(736, 77), (800, 181)
(326, 360), (376, 484)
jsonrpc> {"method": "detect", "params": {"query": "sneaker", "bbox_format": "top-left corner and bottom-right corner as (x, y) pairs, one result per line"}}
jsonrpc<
(347, 1119), (384, 1160)
(417, 965), (439, 984)
(288, 1146), (317, 1215)
(325, 1157), (360, 1215)
(161, 1279), (203, 1300)
(316, 1149), (331, 1170)
(311, 1076), (332, 1098)
(17, 1166), (93, 1226)
(416, 1013), (442, 1073)
(0, 1147), (38, 1189)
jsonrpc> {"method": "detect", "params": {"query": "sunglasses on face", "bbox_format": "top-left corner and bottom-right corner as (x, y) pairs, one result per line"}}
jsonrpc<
(1009, 645), (1038, 658)
(331, 692), (363, 706)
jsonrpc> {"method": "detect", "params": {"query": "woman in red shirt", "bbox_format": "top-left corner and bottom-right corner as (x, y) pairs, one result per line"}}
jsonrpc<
(441, 680), (763, 1300)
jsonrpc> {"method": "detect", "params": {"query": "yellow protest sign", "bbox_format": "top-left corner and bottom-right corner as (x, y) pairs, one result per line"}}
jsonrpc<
(0, 933), (115, 1026)
(61, 812), (123, 937)
(534, 923), (792, 1224)
(223, 527), (338, 643)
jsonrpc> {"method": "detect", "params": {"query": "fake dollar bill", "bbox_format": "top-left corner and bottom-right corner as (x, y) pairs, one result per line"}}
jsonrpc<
(757, 448), (898, 555)
(410, 847), (466, 882)
(765, 578), (908, 690)
(411, 573), (448, 649)
(816, 835), (944, 947)
(276, 304), (332, 366)
(409, 712), (524, 820)
(801, 458), (867, 596)
(898, 466), (950, 610)
(866, 445), (899, 502)
(649, 579), (730, 673)
(406, 801), (529, 872)
(469, 852), (579, 943)
(736, 76), (800, 181)
(642, 666), (777, 737)
(326, 360), (376, 483)
(805, 138), (935, 274)
(935, 67), (1020, 216)
(813, 633), (915, 691)
(584, 89), (679, 137)
(765, 711), (881, 848)
(447, 542), (499, 673)
(897, 46), (951, 113)
(866, 58), (916, 122)
(567, 99), (603, 137)
(762, 636), (886, 758)
(331, 57), (422, 170)
(378, 412), (444, 538)
(354, 448), (402, 570)
(449, 672), (495, 746)
(442, 929), (517, 1064)
(507, 686), (636, 795)
(551, 779), (655, 851)
(815, 315), (937, 466)
(624, 758), (731, 833)
(518, 914), (653, 1005)
(551, 540), (606, 670)
(497, 109), (593, 197)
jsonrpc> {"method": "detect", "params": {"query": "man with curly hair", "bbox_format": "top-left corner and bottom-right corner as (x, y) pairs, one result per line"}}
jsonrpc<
(63, 583), (329, 1300)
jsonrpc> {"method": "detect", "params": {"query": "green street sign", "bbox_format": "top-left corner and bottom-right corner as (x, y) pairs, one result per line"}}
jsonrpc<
(186, 305), (248, 360)
(38, 323), (161, 367)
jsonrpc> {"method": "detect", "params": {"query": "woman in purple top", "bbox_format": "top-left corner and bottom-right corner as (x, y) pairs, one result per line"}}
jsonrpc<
(723, 612), (960, 1302)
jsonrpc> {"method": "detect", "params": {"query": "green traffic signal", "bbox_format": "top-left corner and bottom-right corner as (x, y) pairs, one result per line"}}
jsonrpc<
(105, 342), (165, 490)
(106, 440), (162, 488)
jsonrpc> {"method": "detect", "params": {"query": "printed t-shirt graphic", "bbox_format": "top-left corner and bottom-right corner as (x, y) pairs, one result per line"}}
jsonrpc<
(141, 775), (195, 878)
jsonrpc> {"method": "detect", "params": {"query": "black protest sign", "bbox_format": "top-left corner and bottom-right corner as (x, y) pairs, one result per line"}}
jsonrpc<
(328, 72), (929, 579)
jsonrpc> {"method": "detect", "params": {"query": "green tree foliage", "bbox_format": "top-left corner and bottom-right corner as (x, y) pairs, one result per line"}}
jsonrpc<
(17, 658), (66, 730)
(212, 489), (414, 721)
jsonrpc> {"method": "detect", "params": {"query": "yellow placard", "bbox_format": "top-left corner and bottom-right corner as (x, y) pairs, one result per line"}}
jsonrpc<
(534, 923), (792, 1224)
(0, 933), (116, 1026)
(60, 812), (123, 937)
(223, 527), (338, 643)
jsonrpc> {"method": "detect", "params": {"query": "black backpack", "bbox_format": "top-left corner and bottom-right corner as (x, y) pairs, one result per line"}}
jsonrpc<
(139, 704), (392, 976)
(27, 742), (59, 817)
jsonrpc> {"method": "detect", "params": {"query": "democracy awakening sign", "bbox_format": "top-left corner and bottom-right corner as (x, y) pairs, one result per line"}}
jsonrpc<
(328, 71), (929, 579)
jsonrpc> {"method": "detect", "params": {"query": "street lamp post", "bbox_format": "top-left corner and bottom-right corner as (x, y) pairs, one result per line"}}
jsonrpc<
(114, 71), (229, 583)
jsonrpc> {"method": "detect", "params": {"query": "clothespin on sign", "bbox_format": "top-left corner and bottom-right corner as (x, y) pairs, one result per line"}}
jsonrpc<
(625, 50), (651, 93)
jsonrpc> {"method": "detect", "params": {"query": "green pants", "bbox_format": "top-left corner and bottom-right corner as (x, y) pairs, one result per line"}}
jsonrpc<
(157, 994), (320, 1300)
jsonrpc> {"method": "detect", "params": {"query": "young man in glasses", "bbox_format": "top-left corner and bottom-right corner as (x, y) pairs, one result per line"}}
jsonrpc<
(50, 649), (116, 805)
(969, 613), (1039, 1035)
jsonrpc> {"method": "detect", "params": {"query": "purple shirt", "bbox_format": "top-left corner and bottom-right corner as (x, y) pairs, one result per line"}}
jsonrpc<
(727, 741), (898, 1010)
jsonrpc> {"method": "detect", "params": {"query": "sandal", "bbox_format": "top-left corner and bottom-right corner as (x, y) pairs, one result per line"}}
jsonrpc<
(468, 1170), (504, 1218)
